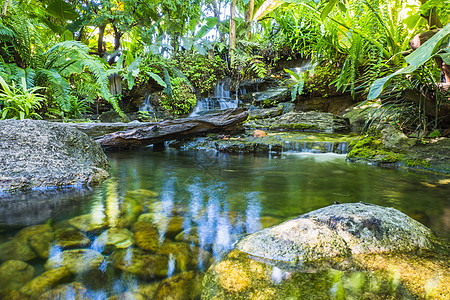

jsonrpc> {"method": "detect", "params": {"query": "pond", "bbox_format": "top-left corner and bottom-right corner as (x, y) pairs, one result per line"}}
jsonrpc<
(0, 147), (449, 299)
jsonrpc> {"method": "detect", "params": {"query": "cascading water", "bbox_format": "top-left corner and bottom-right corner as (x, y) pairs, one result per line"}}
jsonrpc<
(190, 79), (238, 116)
(139, 95), (155, 113)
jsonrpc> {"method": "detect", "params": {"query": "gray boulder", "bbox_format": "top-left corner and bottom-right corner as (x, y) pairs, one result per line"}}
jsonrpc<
(244, 111), (351, 133)
(237, 203), (436, 264)
(0, 119), (109, 192)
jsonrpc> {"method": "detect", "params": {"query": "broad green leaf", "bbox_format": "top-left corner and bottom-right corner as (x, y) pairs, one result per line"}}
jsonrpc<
(436, 53), (450, 65)
(62, 30), (73, 41)
(253, 0), (284, 20)
(405, 23), (450, 67)
(46, 0), (79, 20)
(181, 37), (193, 51)
(320, 0), (339, 20)
(367, 65), (416, 100)
(148, 73), (167, 88)
(194, 44), (207, 55)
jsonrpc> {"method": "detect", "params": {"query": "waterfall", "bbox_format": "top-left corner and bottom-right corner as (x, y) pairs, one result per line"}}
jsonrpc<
(139, 95), (154, 113)
(190, 79), (238, 117)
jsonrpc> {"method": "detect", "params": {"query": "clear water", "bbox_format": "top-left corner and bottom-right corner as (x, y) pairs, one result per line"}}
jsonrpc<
(0, 149), (449, 298)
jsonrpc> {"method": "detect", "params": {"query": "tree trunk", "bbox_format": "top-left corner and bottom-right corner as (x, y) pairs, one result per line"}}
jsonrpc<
(95, 108), (248, 150)
(245, 0), (255, 39)
(229, 0), (237, 64)
(98, 24), (107, 58)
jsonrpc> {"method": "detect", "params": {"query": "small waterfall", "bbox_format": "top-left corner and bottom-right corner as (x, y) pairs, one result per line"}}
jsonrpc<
(139, 95), (154, 113)
(282, 141), (349, 154)
(190, 79), (238, 117)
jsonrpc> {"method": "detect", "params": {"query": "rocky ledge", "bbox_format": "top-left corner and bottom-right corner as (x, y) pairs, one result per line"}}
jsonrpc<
(202, 203), (449, 299)
(0, 119), (109, 193)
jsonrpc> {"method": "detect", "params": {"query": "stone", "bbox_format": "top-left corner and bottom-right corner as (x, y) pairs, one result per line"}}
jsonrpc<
(134, 282), (160, 299)
(37, 282), (89, 300)
(45, 249), (105, 275)
(252, 130), (267, 138)
(157, 241), (193, 272)
(259, 216), (281, 228)
(0, 239), (37, 262)
(191, 247), (213, 270)
(28, 231), (55, 259)
(54, 227), (91, 249)
(99, 110), (131, 123)
(175, 228), (203, 246)
(111, 248), (169, 279)
(0, 119), (109, 192)
(237, 203), (437, 264)
(381, 124), (417, 151)
(107, 292), (146, 300)
(0, 290), (30, 300)
(94, 228), (134, 253)
(0, 260), (34, 291)
(126, 189), (159, 200)
(202, 250), (418, 300)
(244, 111), (351, 133)
(14, 224), (53, 243)
(248, 106), (283, 119)
(68, 214), (108, 234)
(138, 213), (185, 238)
(19, 267), (72, 298)
(154, 271), (203, 300)
(134, 226), (160, 252)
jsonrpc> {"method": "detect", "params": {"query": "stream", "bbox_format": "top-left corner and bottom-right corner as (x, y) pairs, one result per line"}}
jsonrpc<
(0, 146), (449, 298)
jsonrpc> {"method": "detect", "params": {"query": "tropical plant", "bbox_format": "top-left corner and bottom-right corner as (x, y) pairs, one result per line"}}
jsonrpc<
(159, 77), (196, 115)
(0, 76), (46, 120)
(284, 68), (308, 102)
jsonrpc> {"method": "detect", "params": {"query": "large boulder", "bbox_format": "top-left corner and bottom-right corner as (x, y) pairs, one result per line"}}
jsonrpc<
(0, 119), (109, 192)
(203, 203), (449, 299)
(236, 203), (436, 263)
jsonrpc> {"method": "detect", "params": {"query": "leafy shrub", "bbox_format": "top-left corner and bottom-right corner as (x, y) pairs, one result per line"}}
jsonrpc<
(160, 77), (196, 115)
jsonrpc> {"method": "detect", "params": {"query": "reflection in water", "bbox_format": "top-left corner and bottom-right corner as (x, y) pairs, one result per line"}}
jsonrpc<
(0, 149), (448, 298)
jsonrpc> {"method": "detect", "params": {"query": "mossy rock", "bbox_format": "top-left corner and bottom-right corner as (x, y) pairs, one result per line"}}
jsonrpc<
(134, 227), (160, 252)
(68, 214), (108, 234)
(111, 248), (169, 279)
(0, 260), (34, 291)
(0, 239), (37, 262)
(37, 282), (89, 300)
(157, 241), (193, 272)
(19, 267), (72, 298)
(54, 227), (90, 250)
(154, 271), (203, 300)
(28, 231), (55, 259)
(44, 249), (105, 275)
(347, 135), (404, 164)
(94, 228), (135, 253)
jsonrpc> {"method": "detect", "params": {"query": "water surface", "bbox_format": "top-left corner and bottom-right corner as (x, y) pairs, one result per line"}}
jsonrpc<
(0, 148), (449, 298)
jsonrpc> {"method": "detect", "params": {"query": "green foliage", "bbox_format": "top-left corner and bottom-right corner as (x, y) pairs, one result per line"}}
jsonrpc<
(0, 76), (46, 120)
(174, 53), (228, 94)
(233, 41), (269, 80)
(284, 69), (307, 102)
(159, 77), (196, 115)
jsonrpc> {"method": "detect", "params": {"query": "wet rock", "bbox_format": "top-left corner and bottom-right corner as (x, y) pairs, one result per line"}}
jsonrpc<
(108, 292), (146, 300)
(0, 289), (30, 300)
(0, 239), (37, 262)
(138, 213), (185, 238)
(259, 216), (281, 228)
(175, 228), (202, 246)
(19, 267), (72, 298)
(0, 119), (109, 192)
(126, 189), (159, 200)
(157, 241), (193, 272)
(202, 250), (416, 299)
(154, 271), (203, 300)
(252, 130), (267, 138)
(37, 282), (89, 300)
(54, 227), (90, 249)
(99, 110), (131, 123)
(69, 214), (108, 234)
(0, 260), (34, 291)
(381, 125), (417, 151)
(111, 248), (169, 279)
(135, 282), (161, 299)
(45, 249), (105, 275)
(14, 224), (53, 243)
(191, 247), (213, 270)
(237, 203), (436, 263)
(244, 111), (351, 133)
(28, 232), (55, 259)
(248, 107), (283, 119)
(94, 228), (135, 253)
(134, 226), (160, 252)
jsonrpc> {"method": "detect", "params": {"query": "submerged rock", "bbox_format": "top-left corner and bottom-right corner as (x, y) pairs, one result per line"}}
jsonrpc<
(68, 214), (108, 234)
(237, 203), (436, 263)
(111, 248), (169, 279)
(37, 282), (89, 300)
(54, 227), (90, 249)
(157, 241), (193, 272)
(0, 260), (34, 291)
(19, 267), (72, 298)
(202, 203), (449, 299)
(45, 249), (105, 275)
(28, 232), (55, 259)
(154, 271), (203, 300)
(94, 228), (135, 253)
(134, 225), (160, 252)
(0, 119), (109, 192)
(0, 239), (37, 262)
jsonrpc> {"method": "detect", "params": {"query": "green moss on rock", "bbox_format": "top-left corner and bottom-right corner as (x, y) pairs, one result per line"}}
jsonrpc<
(347, 136), (404, 163)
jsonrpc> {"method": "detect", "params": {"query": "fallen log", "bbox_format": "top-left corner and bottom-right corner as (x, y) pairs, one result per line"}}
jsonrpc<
(95, 108), (249, 150)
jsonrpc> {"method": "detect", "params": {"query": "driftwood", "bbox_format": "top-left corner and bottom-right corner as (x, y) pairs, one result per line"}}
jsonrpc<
(96, 108), (248, 150)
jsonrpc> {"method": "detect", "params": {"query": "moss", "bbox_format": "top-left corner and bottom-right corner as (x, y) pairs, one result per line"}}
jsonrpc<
(270, 123), (319, 131)
(403, 159), (430, 168)
(347, 136), (404, 163)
